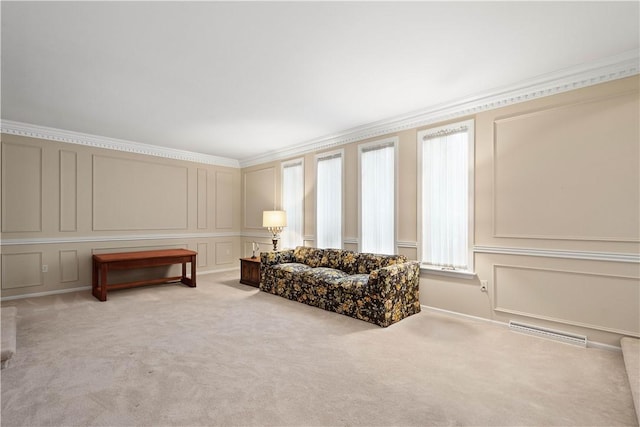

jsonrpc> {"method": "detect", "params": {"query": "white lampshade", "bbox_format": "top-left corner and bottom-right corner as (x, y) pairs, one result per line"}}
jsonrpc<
(262, 210), (287, 228)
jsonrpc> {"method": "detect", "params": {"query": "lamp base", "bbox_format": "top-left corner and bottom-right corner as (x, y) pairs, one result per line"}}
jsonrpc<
(271, 238), (278, 251)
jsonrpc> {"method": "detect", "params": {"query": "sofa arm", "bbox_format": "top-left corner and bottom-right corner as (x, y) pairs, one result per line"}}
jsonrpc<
(368, 261), (421, 326)
(260, 249), (295, 266)
(369, 261), (420, 294)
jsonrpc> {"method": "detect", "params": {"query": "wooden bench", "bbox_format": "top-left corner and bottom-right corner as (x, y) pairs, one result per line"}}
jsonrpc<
(92, 249), (197, 301)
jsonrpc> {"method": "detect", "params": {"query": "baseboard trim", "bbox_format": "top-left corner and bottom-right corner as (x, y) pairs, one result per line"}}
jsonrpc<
(0, 267), (241, 301)
(198, 267), (240, 275)
(422, 305), (621, 352)
(423, 305), (508, 328)
(1, 286), (92, 302)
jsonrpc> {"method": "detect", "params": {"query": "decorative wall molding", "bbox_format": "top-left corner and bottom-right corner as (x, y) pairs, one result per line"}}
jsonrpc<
(1, 252), (43, 289)
(0, 230), (299, 246)
(92, 155), (189, 231)
(397, 241), (418, 249)
(490, 91), (640, 243)
(197, 243), (208, 267)
(492, 263), (640, 337)
(215, 171), (234, 229)
(474, 245), (640, 263)
(239, 50), (639, 167)
(214, 241), (234, 265)
(242, 166), (277, 229)
(197, 169), (208, 230)
(0, 120), (240, 168)
(1, 142), (43, 232)
(59, 249), (79, 283)
(0, 232), (239, 246)
(59, 150), (78, 232)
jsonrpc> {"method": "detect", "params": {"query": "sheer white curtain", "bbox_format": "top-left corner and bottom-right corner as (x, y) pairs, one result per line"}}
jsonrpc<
(422, 128), (469, 269)
(361, 143), (395, 254)
(281, 160), (304, 249)
(316, 153), (342, 248)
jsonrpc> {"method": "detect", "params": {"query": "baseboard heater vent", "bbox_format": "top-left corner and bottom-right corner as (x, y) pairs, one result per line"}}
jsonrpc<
(508, 321), (587, 347)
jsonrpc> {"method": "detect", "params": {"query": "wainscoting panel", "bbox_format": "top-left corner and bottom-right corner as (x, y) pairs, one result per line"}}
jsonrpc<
(493, 263), (639, 336)
(344, 242), (358, 252)
(1, 252), (43, 289)
(59, 250), (79, 283)
(92, 155), (188, 231)
(215, 241), (234, 265)
(197, 243), (208, 267)
(243, 167), (276, 229)
(59, 150), (78, 232)
(492, 92), (639, 242)
(397, 241), (418, 261)
(215, 171), (233, 229)
(1, 142), (42, 232)
(197, 169), (208, 229)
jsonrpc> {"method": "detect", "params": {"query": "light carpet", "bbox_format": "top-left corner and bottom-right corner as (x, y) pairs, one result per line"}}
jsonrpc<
(1, 270), (637, 427)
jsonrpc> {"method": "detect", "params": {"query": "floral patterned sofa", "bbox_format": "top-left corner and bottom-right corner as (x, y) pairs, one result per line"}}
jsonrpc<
(260, 246), (421, 327)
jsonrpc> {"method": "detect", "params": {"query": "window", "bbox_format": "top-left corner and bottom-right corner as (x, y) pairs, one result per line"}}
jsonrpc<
(359, 139), (396, 254)
(418, 119), (474, 272)
(316, 151), (342, 248)
(281, 159), (304, 249)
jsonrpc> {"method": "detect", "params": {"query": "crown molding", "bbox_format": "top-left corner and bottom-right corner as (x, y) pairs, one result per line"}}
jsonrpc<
(1, 51), (637, 169)
(239, 50), (639, 167)
(0, 121), (241, 168)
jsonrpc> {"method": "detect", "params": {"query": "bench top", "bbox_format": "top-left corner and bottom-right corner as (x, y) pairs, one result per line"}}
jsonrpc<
(93, 249), (197, 263)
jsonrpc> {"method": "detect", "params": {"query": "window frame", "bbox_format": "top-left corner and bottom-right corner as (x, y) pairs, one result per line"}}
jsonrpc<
(417, 119), (475, 276)
(280, 157), (305, 249)
(315, 149), (344, 249)
(357, 137), (398, 254)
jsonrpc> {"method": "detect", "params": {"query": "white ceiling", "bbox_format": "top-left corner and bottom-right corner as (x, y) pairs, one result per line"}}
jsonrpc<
(2, 1), (639, 164)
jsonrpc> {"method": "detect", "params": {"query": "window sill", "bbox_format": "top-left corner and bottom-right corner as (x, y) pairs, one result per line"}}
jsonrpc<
(420, 265), (476, 280)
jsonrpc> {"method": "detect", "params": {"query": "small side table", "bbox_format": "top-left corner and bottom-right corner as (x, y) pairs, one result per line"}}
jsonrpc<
(239, 257), (261, 287)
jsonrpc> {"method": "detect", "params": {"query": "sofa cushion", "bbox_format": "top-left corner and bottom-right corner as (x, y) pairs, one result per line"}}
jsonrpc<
(301, 267), (349, 286)
(293, 246), (325, 267)
(337, 250), (359, 274)
(319, 248), (344, 269)
(352, 253), (407, 274)
(271, 263), (312, 274)
(336, 274), (369, 295)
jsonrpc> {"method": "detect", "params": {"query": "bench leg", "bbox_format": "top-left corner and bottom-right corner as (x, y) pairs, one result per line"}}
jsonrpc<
(98, 265), (108, 301)
(191, 256), (196, 287)
(180, 258), (196, 288)
(92, 261), (108, 301)
(92, 261), (99, 300)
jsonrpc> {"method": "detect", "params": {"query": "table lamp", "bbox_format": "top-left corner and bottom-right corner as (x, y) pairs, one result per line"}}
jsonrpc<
(263, 210), (287, 251)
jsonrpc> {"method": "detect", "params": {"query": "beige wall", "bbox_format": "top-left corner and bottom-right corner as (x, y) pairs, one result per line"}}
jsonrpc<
(2, 76), (638, 346)
(0, 134), (242, 298)
(240, 76), (639, 346)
